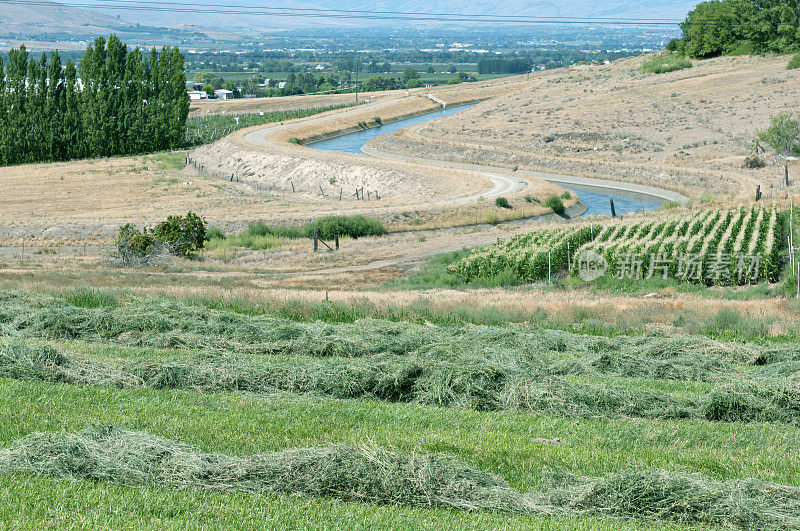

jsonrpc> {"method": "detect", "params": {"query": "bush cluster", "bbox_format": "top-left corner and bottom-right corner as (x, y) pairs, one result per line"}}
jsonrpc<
(153, 212), (206, 257)
(494, 197), (512, 209)
(639, 54), (693, 74)
(115, 212), (207, 265)
(301, 216), (385, 240)
(545, 195), (566, 215)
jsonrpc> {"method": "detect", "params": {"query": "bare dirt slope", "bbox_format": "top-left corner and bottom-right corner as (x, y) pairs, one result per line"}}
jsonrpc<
(372, 54), (800, 199)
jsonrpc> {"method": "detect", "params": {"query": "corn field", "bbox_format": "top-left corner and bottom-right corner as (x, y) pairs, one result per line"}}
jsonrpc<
(453, 205), (784, 285)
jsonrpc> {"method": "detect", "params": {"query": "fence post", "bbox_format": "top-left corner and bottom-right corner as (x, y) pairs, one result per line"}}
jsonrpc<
(786, 163), (790, 187)
(755, 185), (761, 201)
(313, 228), (319, 252)
(335, 234), (339, 250)
(21, 241), (24, 259)
(609, 198), (616, 218)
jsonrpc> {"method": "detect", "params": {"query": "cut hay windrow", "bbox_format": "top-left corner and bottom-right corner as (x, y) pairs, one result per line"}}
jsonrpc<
(4, 340), (800, 425)
(0, 425), (531, 514)
(0, 290), (790, 367)
(2, 426), (799, 529)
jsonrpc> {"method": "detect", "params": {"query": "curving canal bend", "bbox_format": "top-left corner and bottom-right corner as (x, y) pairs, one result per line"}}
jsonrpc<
(308, 104), (680, 216)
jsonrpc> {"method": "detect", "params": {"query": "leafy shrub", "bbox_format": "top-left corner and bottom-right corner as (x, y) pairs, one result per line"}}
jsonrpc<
(743, 154), (766, 169)
(789, 53), (800, 70)
(302, 215), (385, 240)
(665, 38), (682, 52)
(287, 137), (300, 144)
(247, 221), (270, 237)
(205, 226), (225, 241)
(495, 197), (512, 209)
(373, 116), (383, 125)
(484, 210), (500, 225)
(639, 55), (692, 74)
(560, 191), (571, 200)
(545, 195), (566, 215)
(113, 224), (159, 266)
(153, 212), (206, 257)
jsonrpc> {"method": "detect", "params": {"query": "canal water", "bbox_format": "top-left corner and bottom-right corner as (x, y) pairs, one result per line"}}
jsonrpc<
(308, 105), (663, 216)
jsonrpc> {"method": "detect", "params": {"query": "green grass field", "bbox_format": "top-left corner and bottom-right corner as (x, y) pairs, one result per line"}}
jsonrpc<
(1, 288), (799, 528)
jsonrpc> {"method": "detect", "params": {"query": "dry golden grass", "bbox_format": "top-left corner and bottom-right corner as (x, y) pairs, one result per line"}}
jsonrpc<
(377, 55), (800, 200)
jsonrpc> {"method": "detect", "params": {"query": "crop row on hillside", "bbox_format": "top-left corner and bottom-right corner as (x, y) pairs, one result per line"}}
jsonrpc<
(451, 225), (592, 282)
(452, 205), (783, 286)
(573, 205), (782, 285)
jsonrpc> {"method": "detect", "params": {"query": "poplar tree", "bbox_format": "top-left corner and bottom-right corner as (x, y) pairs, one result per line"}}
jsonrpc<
(0, 34), (189, 165)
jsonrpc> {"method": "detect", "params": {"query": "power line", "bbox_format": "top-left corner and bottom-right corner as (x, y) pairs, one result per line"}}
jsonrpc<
(0, 0), (685, 26)
(58, 0), (687, 23)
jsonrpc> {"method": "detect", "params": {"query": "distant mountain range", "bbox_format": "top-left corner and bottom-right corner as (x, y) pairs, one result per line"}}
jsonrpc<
(0, 0), (242, 46)
(3, 1), (700, 36)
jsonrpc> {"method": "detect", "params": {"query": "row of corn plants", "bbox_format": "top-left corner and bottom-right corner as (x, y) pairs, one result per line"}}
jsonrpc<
(571, 205), (782, 285)
(451, 205), (784, 286)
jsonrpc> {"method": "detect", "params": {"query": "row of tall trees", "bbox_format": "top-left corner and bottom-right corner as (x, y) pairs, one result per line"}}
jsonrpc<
(672, 0), (800, 58)
(0, 35), (189, 166)
(477, 58), (532, 74)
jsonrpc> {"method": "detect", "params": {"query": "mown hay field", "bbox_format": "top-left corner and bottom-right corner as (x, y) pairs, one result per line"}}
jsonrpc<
(1, 288), (799, 529)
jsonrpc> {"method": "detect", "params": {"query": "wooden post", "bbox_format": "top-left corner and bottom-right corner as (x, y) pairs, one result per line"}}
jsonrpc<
(755, 185), (761, 201)
(339, 189), (343, 201)
(786, 163), (790, 187)
(609, 198), (616, 218)
(230, 174), (234, 182)
(335, 234), (339, 250)
(367, 190), (371, 200)
(375, 191), (380, 200)
(291, 180), (295, 193)
(313, 228), (319, 252)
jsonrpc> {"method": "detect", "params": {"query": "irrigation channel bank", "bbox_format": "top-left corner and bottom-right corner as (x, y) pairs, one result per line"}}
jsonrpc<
(309, 105), (681, 216)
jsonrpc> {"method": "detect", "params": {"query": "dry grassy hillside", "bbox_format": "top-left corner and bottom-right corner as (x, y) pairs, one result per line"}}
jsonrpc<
(373, 54), (800, 199)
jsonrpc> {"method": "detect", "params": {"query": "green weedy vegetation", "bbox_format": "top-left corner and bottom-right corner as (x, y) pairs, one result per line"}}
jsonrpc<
(545, 194), (566, 215)
(788, 53), (800, 70)
(638, 55), (693, 74)
(301, 215), (385, 240)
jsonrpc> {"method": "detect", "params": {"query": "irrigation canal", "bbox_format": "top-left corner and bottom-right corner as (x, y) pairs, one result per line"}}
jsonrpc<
(308, 104), (665, 216)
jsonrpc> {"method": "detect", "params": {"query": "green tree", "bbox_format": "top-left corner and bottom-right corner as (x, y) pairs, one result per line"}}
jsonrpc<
(759, 113), (800, 158)
(759, 112), (800, 183)
(679, 1), (739, 58)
